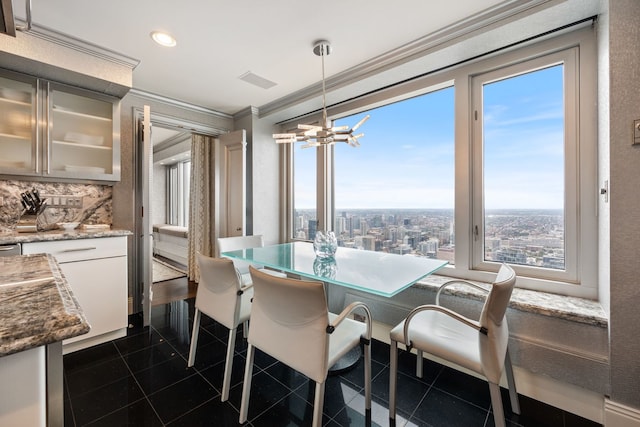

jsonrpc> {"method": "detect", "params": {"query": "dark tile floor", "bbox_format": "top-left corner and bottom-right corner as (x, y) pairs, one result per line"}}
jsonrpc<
(63, 298), (602, 427)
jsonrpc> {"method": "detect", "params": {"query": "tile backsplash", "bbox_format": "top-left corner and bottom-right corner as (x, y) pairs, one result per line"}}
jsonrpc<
(0, 180), (112, 232)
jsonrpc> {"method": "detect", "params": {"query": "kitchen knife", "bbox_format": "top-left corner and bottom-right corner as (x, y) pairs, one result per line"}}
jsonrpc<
(32, 188), (41, 206)
(24, 192), (37, 211)
(21, 192), (36, 213)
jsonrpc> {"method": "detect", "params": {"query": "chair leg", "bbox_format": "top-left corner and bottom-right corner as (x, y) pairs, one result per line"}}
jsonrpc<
(389, 339), (398, 420)
(187, 308), (201, 367)
(239, 343), (255, 424)
(505, 348), (520, 414)
(416, 349), (424, 378)
(312, 381), (326, 427)
(242, 319), (249, 338)
(221, 326), (238, 402)
(363, 341), (371, 411)
(489, 382), (506, 427)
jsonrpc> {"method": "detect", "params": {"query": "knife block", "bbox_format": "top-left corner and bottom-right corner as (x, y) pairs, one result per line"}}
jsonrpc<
(17, 214), (38, 233)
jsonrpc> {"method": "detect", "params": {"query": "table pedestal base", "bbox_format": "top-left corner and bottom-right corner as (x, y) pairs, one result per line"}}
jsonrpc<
(328, 346), (362, 374)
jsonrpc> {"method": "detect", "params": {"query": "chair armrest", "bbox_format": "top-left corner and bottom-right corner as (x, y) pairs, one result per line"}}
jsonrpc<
(329, 301), (372, 341)
(403, 304), (485, 348)
(436, 280), (490, 306)
(233, 268), (254, 294)
(239, 283), (253, 293)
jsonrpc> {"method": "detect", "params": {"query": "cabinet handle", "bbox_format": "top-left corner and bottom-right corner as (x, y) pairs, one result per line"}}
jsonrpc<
(61, 247), (97, 252)
(0, 246), (18, 251)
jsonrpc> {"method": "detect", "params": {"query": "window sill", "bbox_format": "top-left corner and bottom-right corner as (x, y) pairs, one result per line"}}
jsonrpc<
(413, 275), (608, 328)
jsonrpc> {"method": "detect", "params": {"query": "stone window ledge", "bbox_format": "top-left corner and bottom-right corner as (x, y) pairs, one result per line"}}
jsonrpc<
(413, 275), (608, 328)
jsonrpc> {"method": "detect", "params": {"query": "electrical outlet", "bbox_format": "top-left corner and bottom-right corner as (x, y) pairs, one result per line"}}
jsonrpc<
(634, 120), (640, 145)
(42, 195), (83, 208)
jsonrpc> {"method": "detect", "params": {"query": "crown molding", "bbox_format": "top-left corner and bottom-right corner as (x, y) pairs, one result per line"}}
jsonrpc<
(233, 106), (260, 120)
(258, 0), (555, 119)
(14, 19), (140, 69)
(128, 88), (233, 120)
(133, 106), (230, 138)
(153, 132), (192, 153)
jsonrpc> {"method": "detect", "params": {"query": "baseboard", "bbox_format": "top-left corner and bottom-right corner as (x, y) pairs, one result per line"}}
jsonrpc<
(372, 321), (605, 424)
(605, 399), (640, 427)
(62, 328), (127, 355)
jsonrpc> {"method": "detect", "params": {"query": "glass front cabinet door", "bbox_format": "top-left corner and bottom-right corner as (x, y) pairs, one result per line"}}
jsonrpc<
(0, 72), (38, 175)
(46, 82), (120, 180)
(0, 69), (121, 182)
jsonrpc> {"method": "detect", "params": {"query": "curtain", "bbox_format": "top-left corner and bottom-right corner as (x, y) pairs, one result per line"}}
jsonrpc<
(187, 133), (215, 282)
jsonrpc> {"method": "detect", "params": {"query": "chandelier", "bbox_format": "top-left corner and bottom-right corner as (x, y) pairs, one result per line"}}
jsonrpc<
(274, 40), (369, 148)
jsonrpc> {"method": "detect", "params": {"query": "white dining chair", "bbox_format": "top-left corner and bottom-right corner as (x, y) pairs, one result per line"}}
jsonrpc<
(389, 263), (520, 427)
(239, 266), (372, 427)
(216, 235), (285, 285)
(187, 253), (252, 402)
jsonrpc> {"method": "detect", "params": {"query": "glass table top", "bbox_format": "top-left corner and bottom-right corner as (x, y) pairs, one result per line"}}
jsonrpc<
(222, 241), (448, 298)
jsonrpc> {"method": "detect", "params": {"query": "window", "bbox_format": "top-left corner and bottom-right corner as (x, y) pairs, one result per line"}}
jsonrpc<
(167, 160), (190, 227)
(292, 142), (318, 240)
(471, 47), (591, 287)
(287, 29), (596, 296)
(333, 88), (455, 264)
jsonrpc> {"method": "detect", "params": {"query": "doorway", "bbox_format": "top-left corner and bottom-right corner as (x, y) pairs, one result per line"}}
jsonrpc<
(134, 107), (227, 325)
(133, 106), (246, 325)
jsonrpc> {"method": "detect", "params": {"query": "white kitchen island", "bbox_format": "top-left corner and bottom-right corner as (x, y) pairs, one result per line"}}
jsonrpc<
(0, 253), (90, 426)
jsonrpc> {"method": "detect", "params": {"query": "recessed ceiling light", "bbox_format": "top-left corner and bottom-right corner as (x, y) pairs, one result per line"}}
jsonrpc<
(150, 31), (177, 47)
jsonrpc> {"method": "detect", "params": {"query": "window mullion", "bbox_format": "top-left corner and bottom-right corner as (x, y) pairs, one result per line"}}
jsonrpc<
(471, 76), (485, 271)
(316, 144), (333, 232)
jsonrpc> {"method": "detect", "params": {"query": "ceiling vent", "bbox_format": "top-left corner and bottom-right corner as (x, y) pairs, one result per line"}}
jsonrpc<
(238, 71), (277, 90)
(0, 0), (16, 37)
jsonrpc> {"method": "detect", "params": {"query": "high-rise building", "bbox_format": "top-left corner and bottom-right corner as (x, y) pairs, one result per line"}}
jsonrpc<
(418, 238), (439, 258)
(361, 235), (376, 251)
(308, 220), (317, 241)
(360, 219), (369, 236)
(335, 216), (346, 236)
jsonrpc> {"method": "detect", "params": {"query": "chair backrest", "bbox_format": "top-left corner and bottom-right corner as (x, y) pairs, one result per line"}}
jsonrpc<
(479, 263), (516, 329)
(216, 235), (265, 274)
(216, 235), (265, 256)
(248, 266), (330, 383)
(195, 253), (243, 329)
(477, 263), (516, 382)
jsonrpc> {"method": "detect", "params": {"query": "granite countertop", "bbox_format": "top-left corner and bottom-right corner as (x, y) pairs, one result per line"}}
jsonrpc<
(0, 254), (90, 357)
(0, 228), (132, 245)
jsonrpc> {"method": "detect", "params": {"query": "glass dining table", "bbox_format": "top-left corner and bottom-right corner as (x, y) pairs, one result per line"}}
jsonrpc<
(221, 241), (448, 298)
(222, 241), (448, 371)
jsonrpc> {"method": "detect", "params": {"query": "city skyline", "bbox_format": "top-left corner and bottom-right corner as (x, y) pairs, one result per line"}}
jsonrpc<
(294, 207), (565, 270)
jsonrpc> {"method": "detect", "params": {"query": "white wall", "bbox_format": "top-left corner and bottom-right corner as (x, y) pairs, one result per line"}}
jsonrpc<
(233, 107), (281, 246)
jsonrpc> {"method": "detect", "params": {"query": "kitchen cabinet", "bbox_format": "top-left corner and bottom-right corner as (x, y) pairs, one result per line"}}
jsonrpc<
(0, 68), (121, 182)
(22, 236), (128, 353)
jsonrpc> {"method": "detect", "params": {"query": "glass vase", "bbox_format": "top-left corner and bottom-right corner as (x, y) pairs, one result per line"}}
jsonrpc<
(313, 231), (337, 259)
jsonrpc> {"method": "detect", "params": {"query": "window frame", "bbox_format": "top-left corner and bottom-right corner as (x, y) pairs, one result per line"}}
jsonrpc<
(471, 49), (579, 284)
(166, 159), (190, 227)
(283, 27), (597, 298)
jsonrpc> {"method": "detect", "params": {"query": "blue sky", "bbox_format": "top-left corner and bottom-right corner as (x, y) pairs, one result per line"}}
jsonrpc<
(295, 65), (564, 210)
